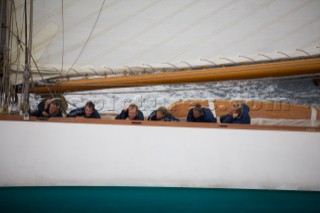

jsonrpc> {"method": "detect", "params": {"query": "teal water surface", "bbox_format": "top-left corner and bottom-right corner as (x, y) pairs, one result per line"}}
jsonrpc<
(1, 186), (320, 213)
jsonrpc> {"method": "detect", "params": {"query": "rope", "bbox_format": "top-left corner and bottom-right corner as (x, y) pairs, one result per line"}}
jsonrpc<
(61, 0), (65, 74)
(4, 18), (55, 98)
(33, 0), (78, 27)
(52, 0), (160, 65)
(66, 0), (106, 76)
(34, 0), (120, 56)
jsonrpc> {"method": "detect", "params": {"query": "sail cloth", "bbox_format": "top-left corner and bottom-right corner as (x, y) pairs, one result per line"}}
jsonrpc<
(9, 0), (320, 84)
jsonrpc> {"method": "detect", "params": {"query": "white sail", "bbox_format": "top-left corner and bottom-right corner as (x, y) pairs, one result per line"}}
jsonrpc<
(8, 0), (320, 84)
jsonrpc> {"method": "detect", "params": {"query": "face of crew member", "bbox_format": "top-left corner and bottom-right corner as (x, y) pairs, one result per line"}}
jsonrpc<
(193, 110), (202, 119)
(128, 107), (137, 120)
(156, 111), (165, 120)
(49, 103), (59, 115)
(84, 106), (93, 118)
(230, 106), (240, 118)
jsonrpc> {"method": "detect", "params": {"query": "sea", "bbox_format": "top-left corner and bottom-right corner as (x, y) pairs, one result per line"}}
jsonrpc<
(29, 76), (320, 115)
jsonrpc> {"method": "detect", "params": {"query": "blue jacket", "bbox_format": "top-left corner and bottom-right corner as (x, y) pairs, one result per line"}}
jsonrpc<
(115, 109), (144, 120)
(31, 99), (49, 117)
(49, 109), (63, 118)
(220, 104), (251, 124)
(67, 107), (101, 118)
(147, 110), (179, 121)
(31, 101), (62, 118)
(187, 107), (217, 123)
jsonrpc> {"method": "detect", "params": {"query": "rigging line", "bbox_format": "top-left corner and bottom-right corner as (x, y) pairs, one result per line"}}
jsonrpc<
(35, 0), (120, 52)
(21, 0), (30, 107)
(38, 0), (121, 52)
(28, 0), (33, 82)
(50, 0), (160, 64)
(19, 0), (25, 48)
(61, 0), (64, 74)
(29, 53), (54, 98)
(10, 0), (22, 64)
(10, 0), (22, 99)
(8, 1), (17, 64)
(164, 0), (277, 62)
(33, 0), (78, 27)
(65, 0), (106, 76)
(24, 0), (28, 68)
(4, 1), (26, 49)
(6, 25), (55, 98)
(3, 0), (27, 66)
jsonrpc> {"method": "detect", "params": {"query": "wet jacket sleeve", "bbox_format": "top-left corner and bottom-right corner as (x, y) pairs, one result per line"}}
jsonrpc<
(115, 110), (128, 120)
(91, 110), (101, 118)
(202, 108), (217, 123)
(220, 114), (233, 123)
(135, 111), (145, 120)
(67, 107), (84, 117)
(163, 113), (179, 121)
(186, 109), (195, 122)
(241, 104), (251, 124)
(31, 100), (51, 117)
(147, 111), (157, 121)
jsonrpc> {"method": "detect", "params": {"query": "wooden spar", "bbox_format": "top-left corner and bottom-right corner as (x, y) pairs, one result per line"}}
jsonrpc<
(29, 58), (320, 93)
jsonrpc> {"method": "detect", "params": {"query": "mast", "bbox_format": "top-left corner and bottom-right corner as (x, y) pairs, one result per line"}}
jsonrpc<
(21, 0), (33, 115)
(0, 0), (11, 111)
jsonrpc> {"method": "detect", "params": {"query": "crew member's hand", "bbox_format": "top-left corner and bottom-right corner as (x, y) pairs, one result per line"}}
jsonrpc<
(232, 113), (239, 119)
(44, 99), (51, 109)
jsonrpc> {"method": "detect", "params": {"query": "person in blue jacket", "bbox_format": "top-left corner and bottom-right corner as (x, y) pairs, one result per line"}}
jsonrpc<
(148, 106), (179, 121)
(31, 97), (51, 117)
(31, 98), (63, 118)
(115, 103), (144, 120)
(187, 104), (217, 123)
(67, 101), (101, 118)
(220, 102), (251, 124)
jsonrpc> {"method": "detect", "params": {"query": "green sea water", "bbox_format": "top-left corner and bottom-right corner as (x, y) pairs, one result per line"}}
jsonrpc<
(1, 186), (320, 213)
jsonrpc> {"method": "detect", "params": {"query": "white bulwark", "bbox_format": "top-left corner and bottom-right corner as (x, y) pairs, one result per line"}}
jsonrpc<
(1, 120), (320, 191)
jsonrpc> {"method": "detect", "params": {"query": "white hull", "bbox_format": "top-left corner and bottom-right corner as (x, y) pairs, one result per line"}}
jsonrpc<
(1, 120), (320, 191)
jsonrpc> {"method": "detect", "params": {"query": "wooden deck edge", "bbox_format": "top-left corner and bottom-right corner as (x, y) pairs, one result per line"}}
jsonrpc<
(0, 115), (319, 132)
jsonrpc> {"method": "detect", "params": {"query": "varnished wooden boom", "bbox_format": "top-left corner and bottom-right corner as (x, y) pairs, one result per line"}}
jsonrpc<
(29, 58), (320, 93)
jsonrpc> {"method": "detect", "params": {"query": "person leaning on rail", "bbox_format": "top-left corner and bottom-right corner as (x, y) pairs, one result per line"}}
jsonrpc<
(220, 102), (251, 124)
(47, 99), (63, 118)
(31, 98), (64, 118)
(67, 101), (101, 118)
(187, 104), (217, 123)
(30, 97), (51, 117)
(115, 103), (144, 120)
(147, 106), (179, 121)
